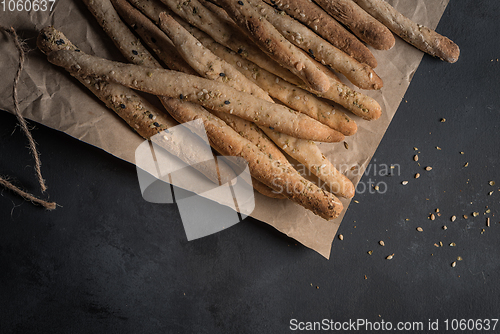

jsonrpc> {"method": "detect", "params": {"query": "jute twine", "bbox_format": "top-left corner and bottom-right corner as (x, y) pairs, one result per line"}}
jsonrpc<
(1, 26), (56, 210)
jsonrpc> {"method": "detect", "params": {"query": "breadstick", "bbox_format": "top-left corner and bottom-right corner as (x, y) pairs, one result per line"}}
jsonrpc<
(89, 0), (286, 196)
(216, 0), (331, 93)
(48, 50), (342, 143)
(37, 27), (235, 185)
(260, 0), (377, 68)
(127, 0), (378, 120)
(240, 0), (383, 90)
(82, 0), (159, 66)
(181, 20), (376, 123)
(353, 0), (460, 63)
(314, 0), (395, 50)
(185, 4), (380, 120)
(160, 13), (355, 136)
(251, 177), (286, 199)
(145, 0), (301, 85)
(158, 14), (354, 197)
(110, 0), (198, 74)
(159, 93), (344, 219)
(85, 1), (344, 215)
(158, 11), (276, 100)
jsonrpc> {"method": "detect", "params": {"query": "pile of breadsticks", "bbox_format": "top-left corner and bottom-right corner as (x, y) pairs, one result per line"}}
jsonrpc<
(36, 0), (458, 220)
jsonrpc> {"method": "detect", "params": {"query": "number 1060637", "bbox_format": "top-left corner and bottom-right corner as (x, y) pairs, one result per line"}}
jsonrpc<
(2, 0), (56, 12)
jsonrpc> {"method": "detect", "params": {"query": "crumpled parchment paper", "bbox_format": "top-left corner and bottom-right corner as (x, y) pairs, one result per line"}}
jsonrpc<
(0, 0), (451, 258)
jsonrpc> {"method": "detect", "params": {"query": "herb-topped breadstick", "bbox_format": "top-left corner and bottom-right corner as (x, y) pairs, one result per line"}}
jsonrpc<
(215, 0), (331, 93)
(240, 0), (383, 90)
(37, 27), (235, 185)
(110, 0), (198, 75)
(353, 0), (460, 63)
(88, 0), (291, 199)
(184, 23), (356, 135)
(157, 11), (350, 136)
(127, 0), (380, 121)
(150, 0), (302, 85)
(170, 7), (381, 121)
(260, 0), (377, 68)
(314, 0), (395, 50)
(78, 0), (343, 215)
(158, 13), (354, 197)
(48, 50), (342, 143)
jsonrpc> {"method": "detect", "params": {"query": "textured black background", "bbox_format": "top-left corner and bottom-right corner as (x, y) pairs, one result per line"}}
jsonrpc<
(1, 1), (500, 333)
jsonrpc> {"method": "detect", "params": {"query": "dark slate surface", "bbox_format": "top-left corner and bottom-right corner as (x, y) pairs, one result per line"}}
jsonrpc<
(1, 1), (499, 333)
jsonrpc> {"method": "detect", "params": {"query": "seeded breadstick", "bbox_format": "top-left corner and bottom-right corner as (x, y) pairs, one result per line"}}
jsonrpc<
(110, 0), (197, 74)
(92, 0), (282, 196)
(241, 0), (382, 90)
(251, 177), (286, 199)
(159, 94), (344, 219)
(85, 0), (290, 198)
(353, 0), (460, 63)
(184, 23), (357, 135)
(158, 11), (275, 99)
(314, 0), (395, 50)
(216, 0), (331, 93)
(82, 0), (158, 66)
(260, 0), (377, 68)
(86, 1), (343, 216)
(177, 8), (380, 121)
(49, 51), (342, 142)
(37, 27), (235, 185)
(158, 12), (351, 137)
(158, 14), (354, 197)
(143, 0), (301, 85)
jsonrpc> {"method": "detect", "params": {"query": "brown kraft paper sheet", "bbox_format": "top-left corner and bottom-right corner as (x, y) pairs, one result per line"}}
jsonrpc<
(0, 0), (451, 258)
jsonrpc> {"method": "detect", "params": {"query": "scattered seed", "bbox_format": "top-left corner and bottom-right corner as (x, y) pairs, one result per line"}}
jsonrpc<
(487, 218), (490, 227)
(386, 254), (394, 260)
(443, 226), (447, 230)
(374, 185), (379, 191)
(439, 241), (443, 247)
(488, 191), (494, 196)
(413, 147), (418, 150)
(473, 212), (479, 217)
(463, 215), (468, 219)
(414, 155), (419, 161)
(425, 166), (432, 171)
(367, 250), (373, 255)
(338, 234), (344, 240)
(481, 229), (485, 234)
(415, 173), (420, 179)
(379, 241), (385, 246)
(436, 208), (440, 213)
(489, 181), (496, 186)
(402, 181), (408, 185)
(417, 227), (423, 232)
(434, 243), (439, 247)
(344, 141), (349, 149)
(450, 242), (456, 247)
(464, 162), (469, 167)
(457, 256), (463, 261)
(451, 262), (457, 268)
(430, 214), (435, 221)
(354, 200), (359, 203)
(460, 151), (464, 154)
(486, 209), (491, 214)
(436, 146), (442, 150)
(451, 215), (456, 222)
(364, 275), (367, 279)
(440, 118), (446, 122)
